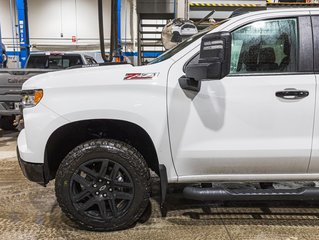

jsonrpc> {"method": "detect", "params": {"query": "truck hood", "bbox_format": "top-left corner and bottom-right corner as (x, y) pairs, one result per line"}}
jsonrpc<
(22, 64), (140, 90)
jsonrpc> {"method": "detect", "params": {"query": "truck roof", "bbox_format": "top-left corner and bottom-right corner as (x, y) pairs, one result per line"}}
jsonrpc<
(234, 8), (318, 19)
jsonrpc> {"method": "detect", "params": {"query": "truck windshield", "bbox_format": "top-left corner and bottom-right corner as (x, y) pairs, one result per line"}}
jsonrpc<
(149, 20), (228, 65)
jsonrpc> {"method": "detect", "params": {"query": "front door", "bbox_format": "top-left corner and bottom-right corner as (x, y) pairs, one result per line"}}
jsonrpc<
(168, 17), (316, 179)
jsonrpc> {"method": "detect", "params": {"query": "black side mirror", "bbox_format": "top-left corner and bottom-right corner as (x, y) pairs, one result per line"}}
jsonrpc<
(180, 31), (231, 92)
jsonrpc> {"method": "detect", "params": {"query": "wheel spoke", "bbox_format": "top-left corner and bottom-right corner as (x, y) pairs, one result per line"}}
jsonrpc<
(108, 199), (118, 217)
(113, 181), (133, 188)
(79, 197), (97, 211)
(98, 201), (108, 220)
(72, 174), (91, 188)
(70, 157), (135, 222)
(98, 160), (109, 178)
(114, 191), (133, 200)
(110, 163), (120, 180)
(79, 165), (99, 179)
(72, 189), (91, 203)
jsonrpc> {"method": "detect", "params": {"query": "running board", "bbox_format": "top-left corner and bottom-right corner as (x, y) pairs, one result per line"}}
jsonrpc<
(183, 186), (319, 201)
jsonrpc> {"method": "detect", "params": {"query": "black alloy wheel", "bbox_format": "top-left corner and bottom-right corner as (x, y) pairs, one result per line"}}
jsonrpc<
(70, 158), (134, 221)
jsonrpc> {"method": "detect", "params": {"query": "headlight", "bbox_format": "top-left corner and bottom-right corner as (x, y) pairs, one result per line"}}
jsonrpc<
(21, 89), (43, 108)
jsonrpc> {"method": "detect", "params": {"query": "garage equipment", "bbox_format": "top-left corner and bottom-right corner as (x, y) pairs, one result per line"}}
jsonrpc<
(16, 0), (30, 68)
(137, 0), (174, 64)
(98, 0), (108, 63)
(98, 0), (124, 63)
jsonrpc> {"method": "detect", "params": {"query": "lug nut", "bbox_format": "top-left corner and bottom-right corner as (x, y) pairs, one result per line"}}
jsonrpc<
(109, 188), (113, 192)
(103, 194), (107, 197)
(106, 181), (110, 185)
(95, 191), (99, 195)
(93, 184), (97, 188)
(98, 179), (102, 183)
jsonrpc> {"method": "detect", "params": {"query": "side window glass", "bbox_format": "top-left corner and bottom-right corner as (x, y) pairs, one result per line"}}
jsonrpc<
(230, 18), (298, 74)
(85, 57), (92, 65)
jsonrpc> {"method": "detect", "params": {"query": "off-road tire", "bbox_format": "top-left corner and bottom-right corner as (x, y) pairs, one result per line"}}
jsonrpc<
(0, 116), (15, 131)
(55, 139), (151, 231)
(138, 200), (152, 223)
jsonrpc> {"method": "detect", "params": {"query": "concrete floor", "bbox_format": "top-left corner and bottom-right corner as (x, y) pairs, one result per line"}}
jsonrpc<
(1, 130), (319, 240)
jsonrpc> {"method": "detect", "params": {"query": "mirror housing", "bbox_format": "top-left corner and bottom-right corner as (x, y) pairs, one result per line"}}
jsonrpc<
(185, 31), (231, 81)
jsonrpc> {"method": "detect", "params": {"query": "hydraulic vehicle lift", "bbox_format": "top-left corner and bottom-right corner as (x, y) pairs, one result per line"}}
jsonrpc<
(16, 0), (30, 68)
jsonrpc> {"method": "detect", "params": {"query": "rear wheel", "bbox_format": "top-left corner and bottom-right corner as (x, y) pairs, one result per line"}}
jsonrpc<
(55, 139), (151, 231)
(0, 116), (15, 130)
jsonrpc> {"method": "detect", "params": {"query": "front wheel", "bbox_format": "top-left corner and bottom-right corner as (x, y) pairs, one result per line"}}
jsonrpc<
(55, 139), (151, 231)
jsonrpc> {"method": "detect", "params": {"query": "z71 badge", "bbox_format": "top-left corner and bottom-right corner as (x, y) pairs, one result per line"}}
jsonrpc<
(124, 73), (159, 80)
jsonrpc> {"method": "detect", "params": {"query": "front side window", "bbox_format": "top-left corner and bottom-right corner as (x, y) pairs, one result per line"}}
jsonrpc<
(230, 18), (298, 74)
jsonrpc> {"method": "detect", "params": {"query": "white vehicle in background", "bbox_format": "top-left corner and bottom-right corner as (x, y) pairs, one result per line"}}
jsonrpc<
(171, 19), (198, 43)
(17, 9), (319, 231)
(162, 18), (198, 50)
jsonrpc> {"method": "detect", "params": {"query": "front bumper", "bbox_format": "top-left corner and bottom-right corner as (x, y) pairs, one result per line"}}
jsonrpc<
(0, 102), (21, 116)
(17, 147), (46, 186)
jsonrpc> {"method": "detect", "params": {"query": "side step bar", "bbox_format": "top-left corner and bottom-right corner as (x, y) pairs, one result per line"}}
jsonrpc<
(183, 186), (319, 201)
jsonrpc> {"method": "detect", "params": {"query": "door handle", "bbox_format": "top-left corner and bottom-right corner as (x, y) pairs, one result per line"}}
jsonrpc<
(275, 89), (309, 99)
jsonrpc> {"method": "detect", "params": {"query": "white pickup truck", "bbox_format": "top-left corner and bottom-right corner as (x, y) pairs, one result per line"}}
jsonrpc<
(17, 8), (319, 231)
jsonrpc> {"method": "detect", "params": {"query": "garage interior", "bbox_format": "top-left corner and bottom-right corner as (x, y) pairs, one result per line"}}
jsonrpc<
(1, 0), (319, 239)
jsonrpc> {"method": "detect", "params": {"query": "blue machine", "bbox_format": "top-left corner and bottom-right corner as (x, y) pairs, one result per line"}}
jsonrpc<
(117, 0), (124, 61)
(16, 0), (30, 68)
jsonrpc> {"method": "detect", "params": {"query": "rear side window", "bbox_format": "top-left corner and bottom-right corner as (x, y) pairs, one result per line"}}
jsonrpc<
(230, 18), (298, 74)
(27, 55), (83, 69)
(26, 56), (47, 68)
(312, 16), (319, 72)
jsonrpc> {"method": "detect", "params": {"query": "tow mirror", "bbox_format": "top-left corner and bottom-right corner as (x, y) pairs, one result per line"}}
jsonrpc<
(180, 31), (231, 92)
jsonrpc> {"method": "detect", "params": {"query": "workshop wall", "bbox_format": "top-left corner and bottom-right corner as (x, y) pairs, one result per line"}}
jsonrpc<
(0, 0), (136, 53)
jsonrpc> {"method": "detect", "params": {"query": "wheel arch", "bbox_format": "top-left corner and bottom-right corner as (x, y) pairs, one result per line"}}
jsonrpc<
(44, 119), (160, 183)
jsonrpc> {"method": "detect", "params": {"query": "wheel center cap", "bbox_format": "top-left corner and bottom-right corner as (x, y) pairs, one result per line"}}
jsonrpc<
(99, 185), (107, 191)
